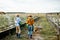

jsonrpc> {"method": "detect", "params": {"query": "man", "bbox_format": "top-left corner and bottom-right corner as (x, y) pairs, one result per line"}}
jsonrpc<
(26, 15), (34, 39)
(14, 14), (21, 38)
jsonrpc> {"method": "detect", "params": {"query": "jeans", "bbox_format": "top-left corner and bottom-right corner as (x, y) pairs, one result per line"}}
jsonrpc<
(28, 25), (34, 37)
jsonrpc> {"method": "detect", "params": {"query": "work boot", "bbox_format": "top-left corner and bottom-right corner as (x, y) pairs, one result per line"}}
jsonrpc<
(18, 33), (21, 38)
(16, 33), (18, 37)
(30, 35), (32, 39)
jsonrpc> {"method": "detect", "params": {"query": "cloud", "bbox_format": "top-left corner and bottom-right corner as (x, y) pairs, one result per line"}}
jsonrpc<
(0, 0), (60, 13)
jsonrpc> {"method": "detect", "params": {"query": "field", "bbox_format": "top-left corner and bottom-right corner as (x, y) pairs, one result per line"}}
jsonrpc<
(0, 13), (58, 40)
(40, 16), (57, 40)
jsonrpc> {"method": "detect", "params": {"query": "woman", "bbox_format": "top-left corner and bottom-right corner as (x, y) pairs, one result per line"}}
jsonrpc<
(14, 14), (21, 38)
(26, 15), (34, 39)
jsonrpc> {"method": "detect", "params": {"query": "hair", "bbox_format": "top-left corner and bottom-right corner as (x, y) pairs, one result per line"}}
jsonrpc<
(16, 15), (19, 17)
(28, 15), (32, 17)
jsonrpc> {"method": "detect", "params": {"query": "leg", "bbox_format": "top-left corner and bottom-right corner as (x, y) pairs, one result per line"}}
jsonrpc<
(30, 31), (33, 39)
(16, 26), (19, 33)
(18, 26), (21, 34)
(16, 26), (19, 37)
(17, 26), (21, 38)
(28, 31), (33, 39)
(28, 25), (33, 39)
(16, 26), (21, 38)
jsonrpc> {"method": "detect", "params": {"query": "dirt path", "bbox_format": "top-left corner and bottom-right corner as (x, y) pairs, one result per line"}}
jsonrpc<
(33, 33), (44, 40)
(31, 19), (44, 40)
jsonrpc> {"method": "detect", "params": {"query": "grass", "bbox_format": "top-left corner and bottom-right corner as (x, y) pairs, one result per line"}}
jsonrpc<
(0, 14), (57, 40)
(0, 15), (26, 31)
(39, 16), (57, 40)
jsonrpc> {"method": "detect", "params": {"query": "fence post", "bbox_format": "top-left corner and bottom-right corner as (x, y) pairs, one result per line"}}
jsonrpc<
(57, 13), (60, 40)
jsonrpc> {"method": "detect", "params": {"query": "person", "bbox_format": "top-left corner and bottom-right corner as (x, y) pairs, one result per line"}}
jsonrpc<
(14, 14), (21, 38)
(26, 15), (34, 39)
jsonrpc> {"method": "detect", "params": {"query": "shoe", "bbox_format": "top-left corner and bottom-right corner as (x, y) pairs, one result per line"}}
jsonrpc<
(16, 33), (21, 38)
(16, 33), (18, 37)
(17, 33), (21, 38)
(30, 35), (32, 39)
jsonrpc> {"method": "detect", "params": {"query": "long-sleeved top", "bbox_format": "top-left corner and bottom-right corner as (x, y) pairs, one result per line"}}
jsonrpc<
(26, 18), (34, 25)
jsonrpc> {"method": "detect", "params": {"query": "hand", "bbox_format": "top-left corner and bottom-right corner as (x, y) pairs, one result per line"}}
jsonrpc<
(25, 23), (26, 24)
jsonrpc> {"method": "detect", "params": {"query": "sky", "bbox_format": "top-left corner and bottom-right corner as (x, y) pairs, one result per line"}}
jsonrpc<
(0, 0), (60, 13)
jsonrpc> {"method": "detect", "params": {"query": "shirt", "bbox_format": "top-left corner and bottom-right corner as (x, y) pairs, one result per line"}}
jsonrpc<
(15, 17), (21, 24)
(26, 18), (34, 25)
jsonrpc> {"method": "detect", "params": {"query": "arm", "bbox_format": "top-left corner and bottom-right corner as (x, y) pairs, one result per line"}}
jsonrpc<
(18, 17), (21, 22)
(32, 19), (34, 24)
(26, 19), (29, 24)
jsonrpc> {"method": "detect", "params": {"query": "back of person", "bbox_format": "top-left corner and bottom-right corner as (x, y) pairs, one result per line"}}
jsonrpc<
(15, 17), (21, 24)
(26, 15), (34, 39)
(14, 15), (21, 38)
(27, 17), (34, 26)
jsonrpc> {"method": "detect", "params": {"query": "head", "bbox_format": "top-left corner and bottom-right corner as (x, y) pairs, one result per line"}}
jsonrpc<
(34, 26), (40, 34)
(16, 14), (19, 17)
(28, 15), (32, 19)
